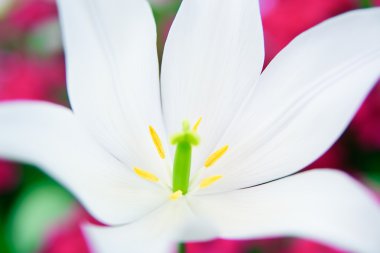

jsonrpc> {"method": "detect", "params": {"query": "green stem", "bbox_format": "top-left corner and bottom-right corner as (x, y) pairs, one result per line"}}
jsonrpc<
(178, 243), (186, 253)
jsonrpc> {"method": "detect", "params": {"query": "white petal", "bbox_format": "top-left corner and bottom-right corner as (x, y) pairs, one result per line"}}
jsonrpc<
(161, 0), (264, 172)
(0, 101), (168, 225)
(84, 200), (217, 253)
(198, 8), (380, 192)
(189, 170), (380, 253)
(57, 0), (168, 178)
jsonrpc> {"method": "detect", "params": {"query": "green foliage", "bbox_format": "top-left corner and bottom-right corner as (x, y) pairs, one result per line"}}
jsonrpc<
(360, 0), (373, 8)
(6, 180), (74, 253)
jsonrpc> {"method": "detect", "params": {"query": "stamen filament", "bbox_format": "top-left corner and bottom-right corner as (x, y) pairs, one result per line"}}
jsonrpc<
(169, 190), (183, 201)
(192, 117), (202, 132)
(200, 175), (223, 188)
(149, 126), (165, 159)
(204, 145), (229, 168)
(133, 167), (159, 182)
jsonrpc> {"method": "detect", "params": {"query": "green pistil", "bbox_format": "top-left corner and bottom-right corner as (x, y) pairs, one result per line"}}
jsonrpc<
(171, 120), (200, 194)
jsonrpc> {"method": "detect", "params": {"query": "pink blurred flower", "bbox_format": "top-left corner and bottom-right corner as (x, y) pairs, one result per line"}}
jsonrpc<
(6, 0), (57, 31)
(0, 53), (65, 101)
(351, 82), (380, 150)
(259, 0), (278, 16)
(187, 239), (246, 253)
(188, 237), (347, 253)
(0, 160), (19, 192)
(286, 239), (346, 253)
(307, 142), (347, 170)
(40, 207), (93, 253)
(261, 0), (356, 63)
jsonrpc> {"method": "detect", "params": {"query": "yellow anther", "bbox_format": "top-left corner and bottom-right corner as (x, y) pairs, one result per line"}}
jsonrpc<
(204, 145), (229, 168)
(192, 117), (202, 132)
(199, 175), (223, 188)
(133, 167), (159, 182)
(149, 126), (165, 159)
(169, 190), (183, 201)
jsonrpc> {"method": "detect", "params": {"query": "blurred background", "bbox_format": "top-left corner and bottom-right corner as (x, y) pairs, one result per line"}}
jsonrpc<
(0, 0), (379, 252)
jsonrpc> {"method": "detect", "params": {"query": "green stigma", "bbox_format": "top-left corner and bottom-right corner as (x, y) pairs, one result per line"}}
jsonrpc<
(170, 120), (200, 194)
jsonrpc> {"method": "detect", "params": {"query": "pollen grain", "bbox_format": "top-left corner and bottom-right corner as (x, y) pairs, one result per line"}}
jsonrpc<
(169, 190), (183, 201)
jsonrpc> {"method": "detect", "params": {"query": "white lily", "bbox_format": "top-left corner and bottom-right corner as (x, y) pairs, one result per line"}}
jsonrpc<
(0, 0), (380, 252)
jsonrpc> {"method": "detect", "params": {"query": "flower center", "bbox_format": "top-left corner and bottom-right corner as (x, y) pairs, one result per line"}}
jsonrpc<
(133, 118), (228, 200)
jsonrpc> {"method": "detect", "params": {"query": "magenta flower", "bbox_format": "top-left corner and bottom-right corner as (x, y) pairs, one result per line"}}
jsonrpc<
(352, 82), (380, 149)
(0, 54), (65, 101)
(261, 0), (355, 62)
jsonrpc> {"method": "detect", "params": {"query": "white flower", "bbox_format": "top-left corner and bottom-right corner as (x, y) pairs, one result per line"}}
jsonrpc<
(0, 0), (380, 252)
